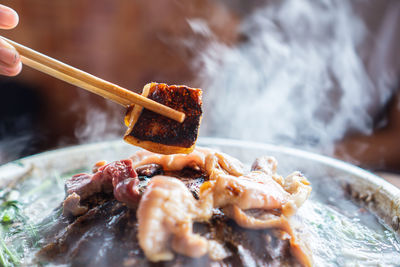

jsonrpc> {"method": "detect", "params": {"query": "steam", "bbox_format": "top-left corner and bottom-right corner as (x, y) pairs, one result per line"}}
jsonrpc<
(74, 92), (125, 144)
(195, 0), (396, 153)
(0, 135), (32, 163)
(72, 0), (398, 156)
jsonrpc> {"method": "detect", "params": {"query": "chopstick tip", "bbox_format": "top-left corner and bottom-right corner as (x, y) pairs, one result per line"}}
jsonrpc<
(178, 113), (186, 123)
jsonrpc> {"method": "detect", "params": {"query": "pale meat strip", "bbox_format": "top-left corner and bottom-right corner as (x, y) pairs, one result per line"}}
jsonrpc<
(131, 147), (244, 176)
(204, 172), (291, 210)
(137, 176), (212, 262)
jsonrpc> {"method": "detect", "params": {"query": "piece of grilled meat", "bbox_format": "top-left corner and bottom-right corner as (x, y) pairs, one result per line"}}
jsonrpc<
(124, 83), (202, 155)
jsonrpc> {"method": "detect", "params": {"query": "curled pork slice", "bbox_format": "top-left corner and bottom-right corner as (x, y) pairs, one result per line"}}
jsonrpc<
(199, 163), (312, 266)
(282, 172), (312, 216)
(204, 171), (291, 211)
(213, 152), (244, 176)
(224, 205), (292, 232)
(289, 232), (313, 267)
(251, 156), (277, 175)
(222, 204), (313, 266)
(137, 176), (212, 262)
(131, 148), (211, 172)
(131, 147), (244, 176)
(250, 156), (286, 186)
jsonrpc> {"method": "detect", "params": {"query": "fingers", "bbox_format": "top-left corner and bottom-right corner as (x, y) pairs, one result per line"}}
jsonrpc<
(0, 39), (21, 76)
(0, 4), (18, 29)
(0, 61), (22, 76)
(0, 5), (21, 76)
(0, 60), (22, 76)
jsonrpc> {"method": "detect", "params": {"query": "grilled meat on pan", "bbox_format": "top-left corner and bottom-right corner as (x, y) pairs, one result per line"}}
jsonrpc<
(124, 83), (202, 155)
(38, 148), (312, 267)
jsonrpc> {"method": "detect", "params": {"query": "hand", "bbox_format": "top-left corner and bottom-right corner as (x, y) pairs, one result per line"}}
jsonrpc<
(0, 4), (21, 76)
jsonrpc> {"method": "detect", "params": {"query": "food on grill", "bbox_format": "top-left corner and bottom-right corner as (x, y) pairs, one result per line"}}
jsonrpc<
(124, 83), (203, 155)
(39, 147), (312, 266)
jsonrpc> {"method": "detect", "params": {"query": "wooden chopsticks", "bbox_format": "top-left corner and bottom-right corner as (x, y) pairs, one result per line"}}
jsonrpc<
(1, 36), (186, 123)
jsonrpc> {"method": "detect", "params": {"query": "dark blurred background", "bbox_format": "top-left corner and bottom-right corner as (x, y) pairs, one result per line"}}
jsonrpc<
(0, 0), (399, 183)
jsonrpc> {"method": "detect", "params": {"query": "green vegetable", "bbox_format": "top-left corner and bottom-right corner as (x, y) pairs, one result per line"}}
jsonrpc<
(0, 246), (9, 267)
(0, 201), (20, 225)
(0, 236), (19, 265)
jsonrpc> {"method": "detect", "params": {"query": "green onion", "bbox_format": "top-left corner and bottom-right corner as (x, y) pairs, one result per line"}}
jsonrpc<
(0, 245), (9, 267)
(0, 237), (19, 265)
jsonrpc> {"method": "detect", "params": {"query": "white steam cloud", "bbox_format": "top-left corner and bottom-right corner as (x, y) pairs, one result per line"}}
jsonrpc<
(0, 136), (32, 163)
(71, 0), (398, 156)
(195, 0), (396, 154)
(74, 92), (125, 144)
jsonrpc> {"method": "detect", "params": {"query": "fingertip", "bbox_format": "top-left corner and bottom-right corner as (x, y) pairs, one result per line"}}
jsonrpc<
(11, 61), (22, 76)
(0, 5), (19, 29)
(13, 61), (22, 76)
(0, 61), (22, 76)
(0, 45), (20, 67)
(10, 8), (19, 27)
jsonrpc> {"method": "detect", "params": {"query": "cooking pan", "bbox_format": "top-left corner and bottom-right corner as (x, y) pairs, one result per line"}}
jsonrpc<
(0, 138), (399, 265)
